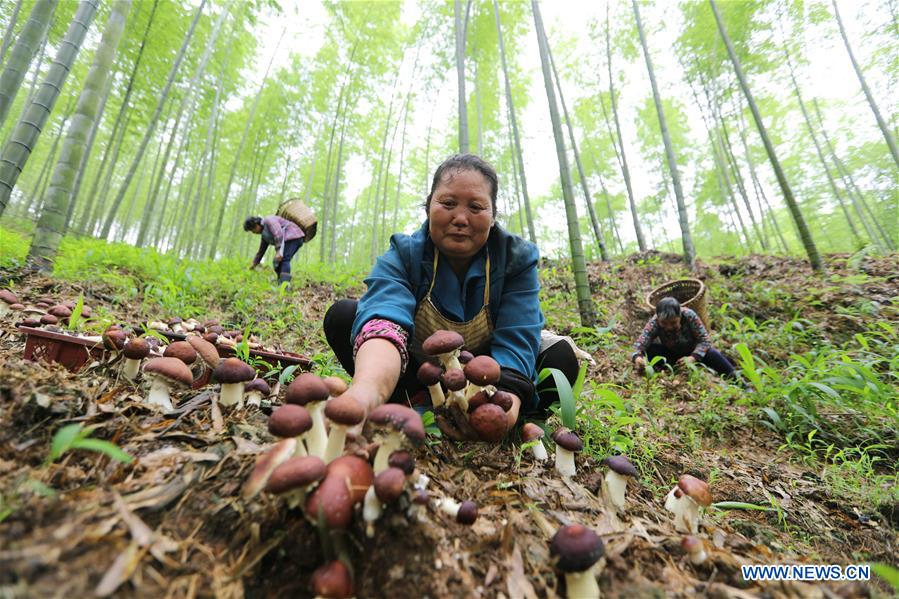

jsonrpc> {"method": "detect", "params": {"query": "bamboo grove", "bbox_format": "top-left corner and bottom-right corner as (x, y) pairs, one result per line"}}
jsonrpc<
(0, 0), (896, 324)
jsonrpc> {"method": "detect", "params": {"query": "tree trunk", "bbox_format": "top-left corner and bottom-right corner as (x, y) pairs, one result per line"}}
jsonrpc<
(391, 95), (410, 234)
(710, 0), (822, 270)
(328, 111), (348, 264)
(605, 3), (646, 252)
(0, 0), (24, 67)
(532, 0), (595, 326)
(632, 0), (695, 268)
(100, 0), (205, 238)
(28, 0), (132, 269)
(26, 98), (74, 219)
(454, 0), (469, 153)
(546, 41), (608, 260)
(493, 0), (536, 243)
(207, 26), (284, 258)
(0, 0), (56, 128)
(832, 0), (899, 168)
(0, 0), (98, 216)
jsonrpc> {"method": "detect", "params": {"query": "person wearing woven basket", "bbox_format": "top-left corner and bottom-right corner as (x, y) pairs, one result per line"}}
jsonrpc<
(632, 297), (735, 377)
(244, 215), (305, 286)
(322, 154), (580, 442)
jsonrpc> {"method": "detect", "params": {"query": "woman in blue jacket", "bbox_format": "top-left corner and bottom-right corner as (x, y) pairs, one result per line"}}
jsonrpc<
(323, 154), (578, 440)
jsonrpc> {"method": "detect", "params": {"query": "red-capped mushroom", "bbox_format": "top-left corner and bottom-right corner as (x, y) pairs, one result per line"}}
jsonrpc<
(286, 373), (331, 459)
(244, 378), (271, 407)
(323, 394), (366, 463)
(265, 455), (326, 509)
(416, 362), (446, 408)
(664, 474), (712, 534)
(366, 404), (424, 474)
(442, 367), (468, 411)
(681, 535), (707, 565)
(269, 404), (313, 456)
(163, 340), (197, 365)
(213, 357), (256, 408)
(550, 524), (604, 599)
(522, 423), (548, 461)
(305, 455), (373, 529)
(363, 466), (406, 537)
(122, 337), (150, 380)
(142, 357), (193, 411)
(602, 455), (637, 515)
(463, 355), (501, 401)
(310, 560), (354, 599)
(422, 330), (465, 371)
(243, 438), (297, 500)
(437, 498), (478, 525)
(468, 403), (508, 442)
(552, 428), (582, 478)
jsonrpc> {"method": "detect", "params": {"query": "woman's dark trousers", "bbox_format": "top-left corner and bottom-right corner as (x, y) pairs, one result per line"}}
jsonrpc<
(645, 343), (735, 376)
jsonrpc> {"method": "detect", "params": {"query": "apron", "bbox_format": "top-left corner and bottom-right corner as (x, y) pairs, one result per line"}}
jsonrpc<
(411, 251), (493, 364)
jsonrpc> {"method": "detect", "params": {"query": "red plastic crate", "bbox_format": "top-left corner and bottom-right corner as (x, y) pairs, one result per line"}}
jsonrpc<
(18, 326), (106, 372)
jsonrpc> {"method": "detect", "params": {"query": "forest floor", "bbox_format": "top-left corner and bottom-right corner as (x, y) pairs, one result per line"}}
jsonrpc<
(0, 247), (896, 598)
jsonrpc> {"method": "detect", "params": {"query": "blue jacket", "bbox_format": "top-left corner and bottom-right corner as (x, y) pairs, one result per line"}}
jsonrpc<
(353, 222), (544, 383)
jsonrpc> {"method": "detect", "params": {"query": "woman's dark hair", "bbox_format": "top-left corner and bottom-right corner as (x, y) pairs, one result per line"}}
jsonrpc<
(243, 216), (262, 232)
(425, 154), (498, 217)
(656, 297), (681, 320)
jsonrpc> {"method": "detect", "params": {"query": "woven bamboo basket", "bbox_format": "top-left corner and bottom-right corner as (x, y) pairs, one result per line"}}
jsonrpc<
(277, 198), (318, 242)
(645, 278), (710, 330)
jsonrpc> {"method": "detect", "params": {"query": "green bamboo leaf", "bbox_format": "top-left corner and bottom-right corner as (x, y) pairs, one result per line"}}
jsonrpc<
(711, 501), (777, 512)
(539, 367), (576, 429)
(871, 563), (899, 591)
(49, 424), (84, 462)
(71, 438), (134, 463)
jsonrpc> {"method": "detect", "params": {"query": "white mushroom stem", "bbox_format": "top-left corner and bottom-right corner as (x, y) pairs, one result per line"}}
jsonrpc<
(465, 383), (495, 402)
(293, 438), (308, 457)
(219, 382), (245, 407)
(687, 543), (707, 565)
(448, 387), (468, 412)
(363, 485), (382, 538)
(306, 402), (329, 458)
(437, 497), (462, 519)
(146, 377), (174, 412)
(123, 358), (142, 380)
(664, 487), (702, 534)
(286, 489), (306, 510)
(603, 470), (629, 513)
(529, 440), (549, 462)
(427, 383), (446, 408)
(437, 350), (462, 372)
(563, 568), (600, 599)
(373, 433), (403, 474)
(245, 391), (264, 407)
(323, 424), (348, 463)
(555, 446), (577, 478)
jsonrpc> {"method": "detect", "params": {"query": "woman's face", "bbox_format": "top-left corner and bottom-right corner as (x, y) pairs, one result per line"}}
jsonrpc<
(659, 316), (681, 334)
(428, 169), (494, 262)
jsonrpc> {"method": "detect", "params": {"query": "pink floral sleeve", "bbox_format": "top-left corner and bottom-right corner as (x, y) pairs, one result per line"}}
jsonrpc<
(353, 318), (410, 373)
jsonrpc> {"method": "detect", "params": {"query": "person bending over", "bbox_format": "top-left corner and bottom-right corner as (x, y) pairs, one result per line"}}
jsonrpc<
(244, 214), (305, 285)
(632, 297), (734, 377)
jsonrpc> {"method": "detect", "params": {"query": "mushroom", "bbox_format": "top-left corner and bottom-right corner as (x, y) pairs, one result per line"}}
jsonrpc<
(463, 355), (501, 401)
(47, 304), (72, 320)
(552, 428), (582, 478)
(422, 329), (465, 371)
(664, 474), (712, 534)
(550, 524), (604, 599)
(244, 378), (271, 407)
(310, 560), (355, 599)
(265, 455), (327, 509)
(437, 498), (478, 525)
(269, 404), (313, 456)
(213, 357), (256, 407)
(363, 466), (406, 537)
(142, 357), (193, 412)
(122, 337), (150, 380)
(458, 350), (474, 364)
(243, 438), (297, 499)
(0, 289), (18, 317)
(323, 394), (366, 463)
(522, 423), (548, 461)
(286, 373), (331, 459)
(468, 403), (508, 442)
(681, 535), (707, 565)
(102, 328), (127, 354)
(305, 455), (373, 529)
(163, 340), (197, 365)
(416, 362), (446, 408)
(387, 450), (415, 475)
(167, 317), (184, 334)
(602, 455), (638, 515)
(441, 368), (468, 411)
(366, 404), (424, 474)
(322, 376), (348, 397)
(186, 334), (220, 387)
(40, 314), (59, 326)
(490, 389), (515, 412)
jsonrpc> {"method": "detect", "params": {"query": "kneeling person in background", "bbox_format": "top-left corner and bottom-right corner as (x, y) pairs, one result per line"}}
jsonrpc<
(244, 215), (305, 285)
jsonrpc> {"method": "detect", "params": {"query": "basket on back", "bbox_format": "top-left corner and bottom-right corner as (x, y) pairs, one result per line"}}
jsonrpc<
(277, 198), (317, 242)
(645, 278), (710, 330)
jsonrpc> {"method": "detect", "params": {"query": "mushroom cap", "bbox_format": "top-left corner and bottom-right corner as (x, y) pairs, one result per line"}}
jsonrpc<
(367, 404), (425, 444)
(387, 450), (415, 475)
(269, 404), (313, 437)
(39, 314), (58, 325)
(310, 560), (355, 599)
(468, 403), (508, 442)
(243, 438), (297, 499)
(458, 350), (474, 364)
(441, 368), (466, 392)
(416, 361), (444, 386)
(677, 474), (712, 506)
(550, 524), (605, 573)
(213, 357), (255, 384)
(422, 330), (464, 356)
(374, 467), (406, 503)
(305, 455), (373, 528)
(168, 317), (182, 326)
(123, 337), (150, 360)
(322, 376), (348, 396)
(467, 388), (491, 410)
(463, 355), (501, 386)
(265, 455), (326, 494)
(102, 329), (127, 351)
(551, 427), (583, 452)
(490, 390), (514, 412)
(203, 332), (219, 344)
(0, 289), (18, 304)
(9, 303), (24, 310)
(604, 455), (637, 477)
(324, 394), (366, 426)
(245, 378), (271, 396)
(285, 373), (330, 406)
(163, 341), (197, 365)
(681, 535), (703, 553)
(457, 500), (478, 525)
(521, 422), (545, 442)
(143, 357), (193, 387)
(48, 305), (72, 318)
(187, 335), (220, 368)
